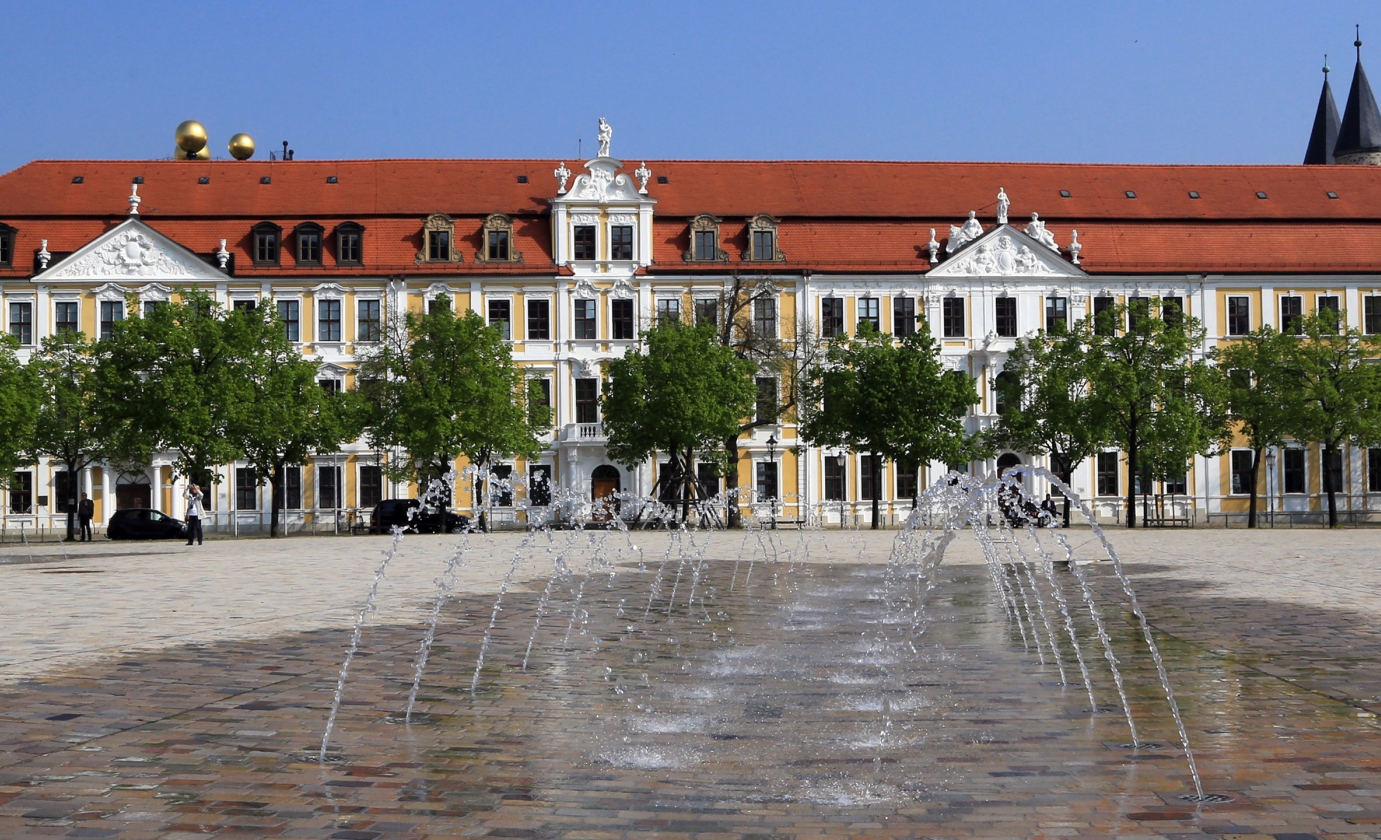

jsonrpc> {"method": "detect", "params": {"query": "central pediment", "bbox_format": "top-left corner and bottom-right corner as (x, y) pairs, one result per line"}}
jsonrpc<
(35, 217), (227, 284)
(927, 225), (1085, 279)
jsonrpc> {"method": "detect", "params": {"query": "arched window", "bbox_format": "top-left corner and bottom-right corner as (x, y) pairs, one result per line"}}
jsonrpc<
(334, 221), (364, 266)
(683, 214), (726, 262)
(744, 214), (785, 262)
(294, 222), (324, 266)
(477, 214), (522, 263)
(250, 222), (281, 266)
(417, 214), (460, 263)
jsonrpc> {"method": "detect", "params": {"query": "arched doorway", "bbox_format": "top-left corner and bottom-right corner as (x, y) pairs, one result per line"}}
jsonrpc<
(590, 465), (621, 521)
(996, 453), (1022, 477)
(115, 472), (151, 510)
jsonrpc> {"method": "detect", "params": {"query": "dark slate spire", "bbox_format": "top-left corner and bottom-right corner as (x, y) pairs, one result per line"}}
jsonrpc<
(1334, 27), (1381, 164)
(1304, 56), (1340, 164)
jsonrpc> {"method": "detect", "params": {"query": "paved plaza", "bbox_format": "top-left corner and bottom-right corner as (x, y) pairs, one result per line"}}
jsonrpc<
(0, 526), (1379, 838)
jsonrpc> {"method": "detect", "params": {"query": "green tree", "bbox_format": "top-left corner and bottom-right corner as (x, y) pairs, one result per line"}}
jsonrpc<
(987, 325), (1106, 526)
(602, 323), (757, 523)
(1278, 310), (1381, 527)
(0, 335), (38, 499)
(1083, 300), (1228, 528)
(358, 295), (543, 530)
(28, 332), (112, 541)
(94, 291), (251, 496)
(800, 322), (982, 529)
(236, 306), (362, 537)
(1216, 326), (1294, 528)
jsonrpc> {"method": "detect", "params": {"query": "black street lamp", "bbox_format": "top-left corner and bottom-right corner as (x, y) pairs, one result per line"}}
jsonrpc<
(766, 434), (778, 530)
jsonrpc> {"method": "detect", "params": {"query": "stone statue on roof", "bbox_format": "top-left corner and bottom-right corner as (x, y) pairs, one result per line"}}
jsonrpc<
(1024, 212), (1059, 251)
(947, 211), (984, 253)
(597, 118), (612, 158)
(996, 188), (1009, 225)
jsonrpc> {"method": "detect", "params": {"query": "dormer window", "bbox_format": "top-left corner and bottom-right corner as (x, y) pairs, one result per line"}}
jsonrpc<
(0, 224), (14, 268)
(478, 214), (522, 263)
(295, 223), (324, 266)
(335, 222), (364, 265)
(418, 214), (460, 263)
(745, 214), (785, 262)
(251, 222), (281, 266)
(684, 215), (727, 262)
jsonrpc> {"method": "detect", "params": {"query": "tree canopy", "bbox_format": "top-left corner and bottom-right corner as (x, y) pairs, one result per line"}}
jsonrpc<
(0, 335), (38, 495)
(1216, 325), (1294, 527)
(28, 331), (112, 540)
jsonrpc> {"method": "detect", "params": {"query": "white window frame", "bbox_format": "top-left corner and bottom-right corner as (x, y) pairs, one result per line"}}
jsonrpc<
(312, 284), (347, 345)
(607, 214), (638, 262)
(273, 295), (304, 344)
(354, 294), (384, 344)
(570, 214), (600, 262)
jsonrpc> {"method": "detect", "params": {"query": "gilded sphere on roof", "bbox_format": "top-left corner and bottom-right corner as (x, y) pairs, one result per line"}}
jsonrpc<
(227, 133), (256, 160)
(173, 145), (211, 160)
(174, 120), (208, 154)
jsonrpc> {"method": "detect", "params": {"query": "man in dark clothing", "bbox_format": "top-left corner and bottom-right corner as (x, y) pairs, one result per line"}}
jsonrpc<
(78, 493), (94, 542)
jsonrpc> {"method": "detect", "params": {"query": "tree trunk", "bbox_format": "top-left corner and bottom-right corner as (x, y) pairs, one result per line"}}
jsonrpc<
(1125, 434), (1139, 528)
(270, 463), (283, 538)
(1247, 447), (1261, 529)
(1324, 441), (1339, 528)
(870, 452), (880, 530)
(1054, 456), (1073, 528)
(724, 436), (742, 528)
(64, 459), (77, 542)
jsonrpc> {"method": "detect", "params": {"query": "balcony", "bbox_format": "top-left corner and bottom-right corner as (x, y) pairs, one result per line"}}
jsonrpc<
(562, 422), (606, 443)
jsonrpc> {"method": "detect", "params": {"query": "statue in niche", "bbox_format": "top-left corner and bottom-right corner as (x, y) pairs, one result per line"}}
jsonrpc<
(597, 117), (612, 158)
(1024, 212), (1059, 251)
(947, 211), (984, 253)
(996, 188), (1010, 225)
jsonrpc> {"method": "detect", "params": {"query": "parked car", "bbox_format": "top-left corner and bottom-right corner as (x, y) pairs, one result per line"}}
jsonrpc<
(108, 508), (190, 541)
(368, 499), (471, 534)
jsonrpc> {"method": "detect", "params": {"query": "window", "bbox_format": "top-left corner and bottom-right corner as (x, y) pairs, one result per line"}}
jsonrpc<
(142, 300), (164, 318)
(0, 224), (13, 267)
(821, 297), (844, 337)
(893, 297), (917, 337)
(1365, 296), (1381, 335)
(756, 461), (779, 500)
(1165, 473), (1188, 495)
(1369, 449), (1381, 492)
(942, 297), (965, 338)
(1317, 295), (1341, 332)
(994, 297), (1016, 338)
(695, 298), (718, 328)
(252, 222), (281, 265)
(1227, 296), (1250, 336)
(236, 467), (258, 511)
(478, 214), (520, 262)
(756, 377), (778, 423)
(319, 465), (340, 509)
(573, 225), (596, 260)
(686, 215), (725, 262)
(610, 225), (633, 260)
(359, 466), (382, 509)
(54, 471), (75, 513)
(10, 471), (31, 513)
(488, 300), (511, 340)
(1162, 296), (1184, 329)
(1045, 296), (1067, 333)
(1323, 449), (1344, 494)
(1093, 296), (1115, 335)
(575, 378), (599, 424)
(896, 459), (918, 500)
(1125, 191), (1137, 199)
(318, 299), (342, 342)
(1188, 191), (1200, 199)
(611, 299), (635, 339)
(319, 378), (342, 396)
(695, 230), (716, 260)
(1096, 452), (1119, 497)
(574, 299), (597, 339)
(527, 299), (550, 341)
(860, 456), (880, 500)
(99, 300), (124, 340)
(232, 300), (256, 312)
(658, 461), (681, 505)
(491, 464), (514, 507)
(295, 223), (323, 265)
(1328, 191), (1340, 199)
(1127, 296), (1150, 331)
(488, 229), (509, 261)
(857, 297), (880, 332)
(1280, 295), (1303, 335)
(1256, 191), (1268, 200)
(280, 466), (302, 510)
(529, 464), (553, 506)
(278, 300), (300, 342)
(421, 214), (456, 262)
(429, 296), (451, 315)
(8, 301), (32, 345)
(55, 301), (78, 335)
(993, 370), (1016, 416)
(754, 297), (777, 337)
(528, 378), (551, 426)
(656, 298), (681, 327)
(335, 222), (363, 265)
(1230, 450), (1253, 495)
(824, 456), (846, 500)
(1059, 189), (1072, 198)
(1283, 448), (1306, 494)
(355, 300), (381, 343)
(697, 463), (720, 501)
(747, 214), (782, 261)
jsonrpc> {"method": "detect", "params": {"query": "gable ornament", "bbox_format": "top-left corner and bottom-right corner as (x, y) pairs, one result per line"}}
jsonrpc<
(996, 188), (1010, 225)
(1024, 212), (1059, 251)
(927, 228), (940, 264)
(634, 162), (651, 194)
(554, 162), (571, 194)
(1069, 230), (1082, 264)
(38, 240), (50, 270)
(947, 211), (983, 253)
(215, 239), (230, 270)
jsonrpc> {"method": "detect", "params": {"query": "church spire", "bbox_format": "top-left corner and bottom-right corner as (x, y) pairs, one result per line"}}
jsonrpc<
(1334, 26), (1381, 164)
(1305, 55), (1340, 164)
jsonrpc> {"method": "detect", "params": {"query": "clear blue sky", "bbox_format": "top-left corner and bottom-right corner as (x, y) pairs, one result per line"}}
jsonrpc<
(1, 1), (1377, 172)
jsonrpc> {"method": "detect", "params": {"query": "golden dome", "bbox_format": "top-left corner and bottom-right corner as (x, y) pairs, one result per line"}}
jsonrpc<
(227, 133), (255, 161)
(173, 145), (211, 160)
(174, 120), (208, 154)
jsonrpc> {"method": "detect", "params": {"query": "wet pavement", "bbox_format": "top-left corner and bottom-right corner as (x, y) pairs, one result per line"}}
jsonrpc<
(0, 527), (1379, 838)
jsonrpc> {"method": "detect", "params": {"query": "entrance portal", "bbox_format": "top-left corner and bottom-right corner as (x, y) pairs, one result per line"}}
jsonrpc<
(115, 483), (151, 510)
(590, 465), (621, 521)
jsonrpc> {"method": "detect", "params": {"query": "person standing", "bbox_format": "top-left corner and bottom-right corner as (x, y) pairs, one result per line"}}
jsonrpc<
(184, 483), (204, 546)
(77, 493), (94, 542)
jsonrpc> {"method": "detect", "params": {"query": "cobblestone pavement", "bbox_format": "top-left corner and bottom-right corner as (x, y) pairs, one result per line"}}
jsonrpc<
(0, 526), (1379, 838)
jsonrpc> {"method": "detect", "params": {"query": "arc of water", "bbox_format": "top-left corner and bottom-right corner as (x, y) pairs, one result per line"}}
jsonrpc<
(1026, 525), (1097, 711)
(404, 533), (474, 722)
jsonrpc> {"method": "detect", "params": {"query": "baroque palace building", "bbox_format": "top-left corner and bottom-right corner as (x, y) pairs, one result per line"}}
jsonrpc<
(4, 56), (1381, 531)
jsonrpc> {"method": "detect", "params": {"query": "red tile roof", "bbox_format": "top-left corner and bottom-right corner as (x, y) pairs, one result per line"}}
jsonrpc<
(2, 159), (1380, 276)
